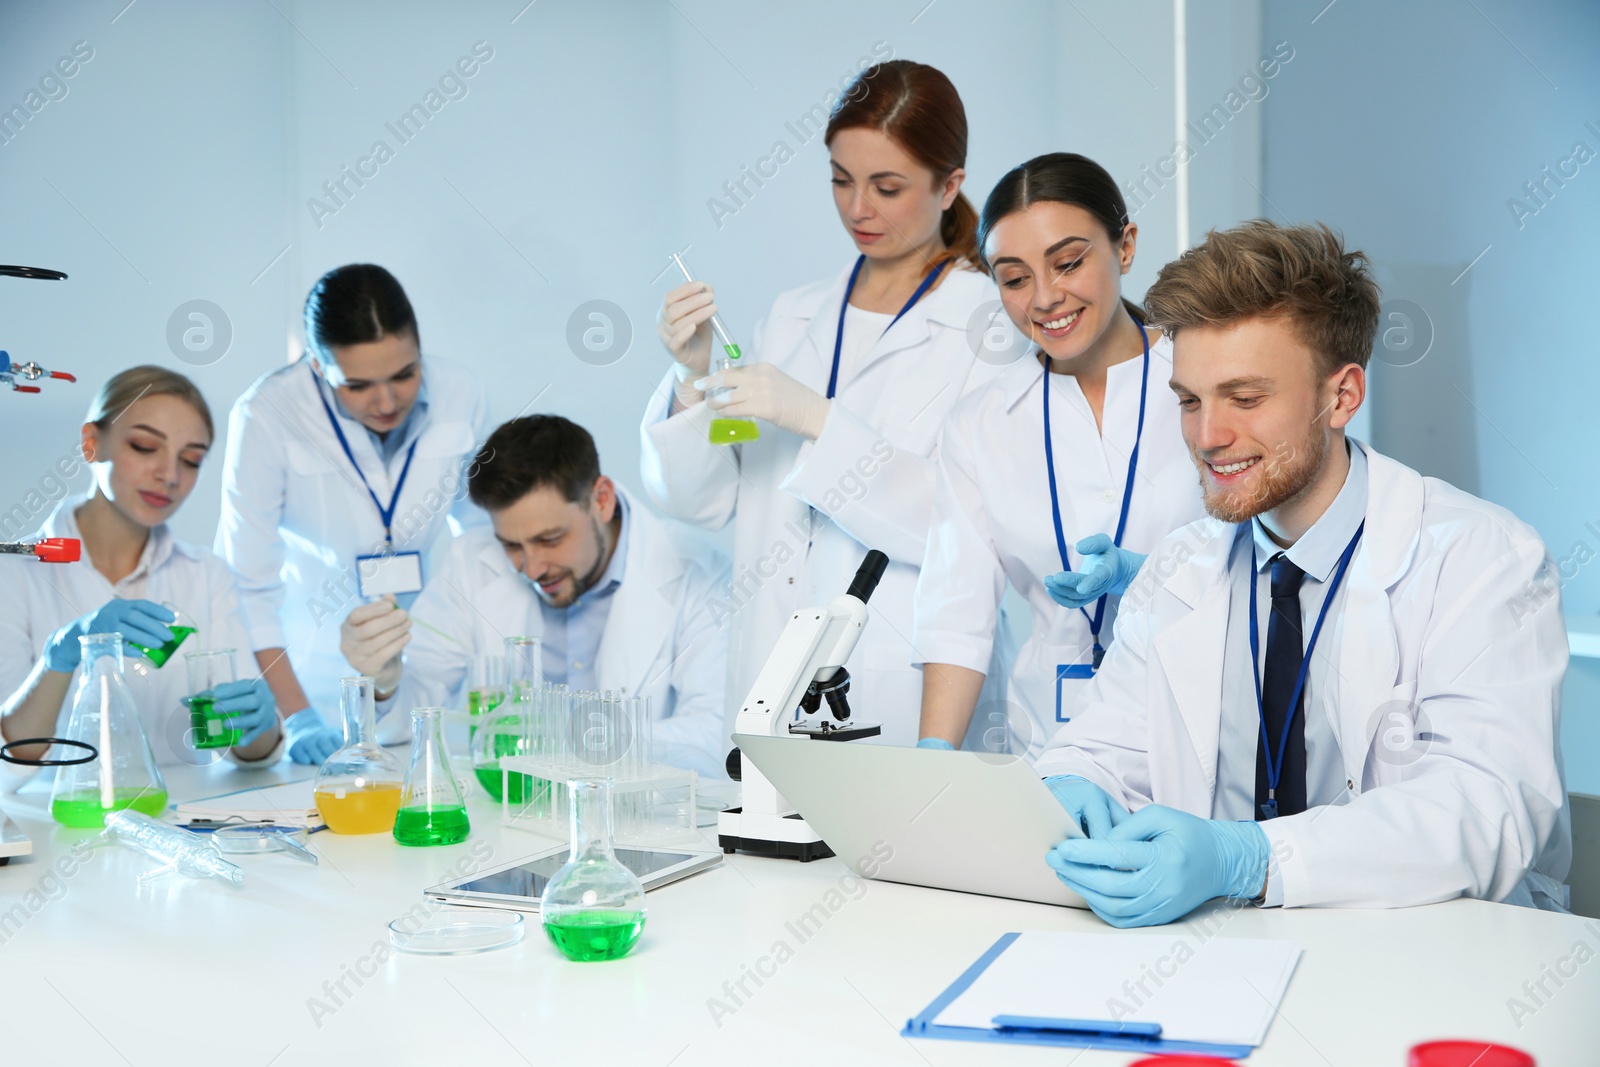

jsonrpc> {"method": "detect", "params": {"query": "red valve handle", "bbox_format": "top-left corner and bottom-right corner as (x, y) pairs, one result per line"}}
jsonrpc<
(12, 385), (40, 393)
(49, 370), (76, 382)
(32, 538), (81, 563)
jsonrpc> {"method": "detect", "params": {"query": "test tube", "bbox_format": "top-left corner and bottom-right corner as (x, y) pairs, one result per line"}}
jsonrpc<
(669, 252), (761, 446)
(670, 252), (742, 362)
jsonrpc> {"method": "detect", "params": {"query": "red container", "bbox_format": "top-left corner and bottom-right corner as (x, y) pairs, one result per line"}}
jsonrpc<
(1127, 1058), (1238, 1066)
(1409, 1041), (1535, 1067)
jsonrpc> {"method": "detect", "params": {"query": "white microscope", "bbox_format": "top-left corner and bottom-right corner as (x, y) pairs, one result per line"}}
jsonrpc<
(718, 549), (889, 862)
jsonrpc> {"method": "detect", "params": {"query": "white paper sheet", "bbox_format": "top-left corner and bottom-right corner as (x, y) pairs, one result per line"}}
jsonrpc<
(933, 930), (1302, 1047)
(175, 778), (324, 828)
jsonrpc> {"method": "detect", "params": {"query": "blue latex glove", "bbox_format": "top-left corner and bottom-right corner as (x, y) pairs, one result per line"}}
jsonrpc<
(916, 737), (955, 751)
(283, 708), (342, 765)
(44, 598), (174, 673)
(1042, 534), (1147, 610)
(209, 678), (279, 749)
(1044, 775), (1129, 839)
(1045, 803), (1269, 928)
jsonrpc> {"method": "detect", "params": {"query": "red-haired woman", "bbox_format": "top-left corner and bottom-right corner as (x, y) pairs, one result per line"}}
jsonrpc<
(642, 60), (999, 748)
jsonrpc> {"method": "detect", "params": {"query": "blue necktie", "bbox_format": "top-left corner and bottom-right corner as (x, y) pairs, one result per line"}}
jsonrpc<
(1256, 554), (1308, 820)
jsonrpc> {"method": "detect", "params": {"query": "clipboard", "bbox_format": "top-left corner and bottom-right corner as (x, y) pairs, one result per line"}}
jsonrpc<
(903, 930), (1296, 1058)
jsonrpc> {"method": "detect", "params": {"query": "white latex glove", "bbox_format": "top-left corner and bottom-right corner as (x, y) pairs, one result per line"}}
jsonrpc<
(339, 595), (409, 695)
(658, 280), (717, 409)
(697, 363), (831, 441)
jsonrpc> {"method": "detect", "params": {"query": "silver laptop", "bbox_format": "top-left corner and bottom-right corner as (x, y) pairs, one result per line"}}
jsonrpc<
(734, 734), (1087, 908)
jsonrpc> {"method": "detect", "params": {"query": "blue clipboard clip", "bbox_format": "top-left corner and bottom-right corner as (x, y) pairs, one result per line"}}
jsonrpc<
(1055, 663), (1095, 723)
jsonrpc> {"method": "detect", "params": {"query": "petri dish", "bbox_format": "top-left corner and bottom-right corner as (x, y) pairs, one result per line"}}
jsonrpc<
(388, 908), (524, 956)
(213, 824), (309, 853)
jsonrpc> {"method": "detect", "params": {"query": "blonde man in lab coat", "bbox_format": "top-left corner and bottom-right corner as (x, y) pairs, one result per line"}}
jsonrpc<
(1039, 221), (1570, 925)
(339, 415), (728, 780)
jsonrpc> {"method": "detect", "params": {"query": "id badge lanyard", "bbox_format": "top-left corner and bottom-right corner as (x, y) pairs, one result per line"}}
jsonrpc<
(311, 362), (421, 556)
(826, 254), (949, 399)
(1250, 521), (1364, 819)
(1044, 322), (1150, 722)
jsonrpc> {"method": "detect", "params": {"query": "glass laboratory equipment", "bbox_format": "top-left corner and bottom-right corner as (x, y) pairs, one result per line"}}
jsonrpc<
(670, 252), (760, 446)
(394, 707), (471, 846)
(541, 777), (646, 961)
(471, 636), (541, 802)
(49, 633), (168, 827)
(103, 810), (244, 884)
(183, 648), (239, 750)
(313, 677), (404, 834)
(467, 652), (506, 721)
(126, 601), (195, 668)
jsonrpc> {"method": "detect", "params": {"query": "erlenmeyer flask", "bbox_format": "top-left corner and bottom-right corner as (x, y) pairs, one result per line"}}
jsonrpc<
(49, 633), (168, 827)
(394, 707), (470, 846)
(470, 636), (541, 802)
(314, 677), (404, 834)
(540, 777), (646, 961)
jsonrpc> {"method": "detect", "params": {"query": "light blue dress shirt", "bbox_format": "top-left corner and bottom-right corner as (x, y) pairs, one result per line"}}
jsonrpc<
(1214, 440), (1369, 825)
(539, 494), (630, 692)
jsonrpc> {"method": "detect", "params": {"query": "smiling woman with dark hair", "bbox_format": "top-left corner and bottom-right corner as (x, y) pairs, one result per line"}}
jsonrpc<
(1, 366), (282, 790)
(214, 264), (491, 764)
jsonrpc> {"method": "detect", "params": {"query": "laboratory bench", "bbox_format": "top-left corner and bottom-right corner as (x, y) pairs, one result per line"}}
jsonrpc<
(1, 758), (1596, 1067)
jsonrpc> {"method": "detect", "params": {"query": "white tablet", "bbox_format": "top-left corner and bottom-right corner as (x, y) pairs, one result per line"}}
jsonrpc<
(424, 844), (722, 912)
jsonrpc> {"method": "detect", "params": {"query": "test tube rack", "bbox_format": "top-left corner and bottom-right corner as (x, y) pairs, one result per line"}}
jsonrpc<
(497, 756), (699, 847)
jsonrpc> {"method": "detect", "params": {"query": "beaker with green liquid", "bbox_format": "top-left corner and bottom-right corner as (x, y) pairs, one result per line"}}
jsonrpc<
(127, 602), (195, 668)
(183, 648), (240, 750)
(49, 633), (168, 827)
(472, 637), (540, 802)
(394, 706), (470, 846)
(669, 252), (760, 446)
(540, 777), (646, 961)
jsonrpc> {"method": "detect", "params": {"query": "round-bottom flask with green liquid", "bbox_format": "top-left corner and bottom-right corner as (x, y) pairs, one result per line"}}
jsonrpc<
(394, 706), (470, 847)
(540, 777), (646, 962)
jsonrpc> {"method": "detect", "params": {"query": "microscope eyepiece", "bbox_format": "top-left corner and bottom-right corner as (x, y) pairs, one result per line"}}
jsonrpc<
(846, 549), (889, 604)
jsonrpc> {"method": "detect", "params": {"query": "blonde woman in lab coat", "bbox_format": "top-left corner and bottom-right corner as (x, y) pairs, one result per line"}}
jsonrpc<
(914, 153), (1206, 760)
(215, 264), (489, 763)
(641, 60), (1001, 747)
(1, 367), (282, 790)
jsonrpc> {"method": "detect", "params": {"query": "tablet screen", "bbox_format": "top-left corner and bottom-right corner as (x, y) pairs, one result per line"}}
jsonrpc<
(448, 847), (695, 899)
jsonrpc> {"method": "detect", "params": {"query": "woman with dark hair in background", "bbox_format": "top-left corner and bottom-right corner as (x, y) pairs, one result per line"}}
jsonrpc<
(215, 264), (490, 763)
(1, 367), (281, 791)
(642, 59), (1002, 747)
(913, 153), (1205, 761)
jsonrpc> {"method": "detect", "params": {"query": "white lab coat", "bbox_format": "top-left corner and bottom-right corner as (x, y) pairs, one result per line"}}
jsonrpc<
(0, 493), (277, 790)
(375, 489), (730, 781)
(1036, 442), (1572, 910)
(215, 356), (490, 718)
(639, 262), (1003, 746)
(912, 335), (1205, 758)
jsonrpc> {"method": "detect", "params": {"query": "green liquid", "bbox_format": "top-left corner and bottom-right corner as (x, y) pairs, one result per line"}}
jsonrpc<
(709, 418), (760, 445)
(50, 787), (169, 828)
(543, 910), (645, 961)
(467, 689), (504, 718)
(187, 695), (241, 750)
(472, 709), (536, 802)
(473, 764), (556, 806)
(129, 625), (195, 669)
(392, 804), (470, 846)
(723, 343), (742, 361)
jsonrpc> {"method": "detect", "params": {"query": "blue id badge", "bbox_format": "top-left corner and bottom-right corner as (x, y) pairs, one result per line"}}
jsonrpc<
(1055, 663), (1096, 722)
(356, 551), (423, 598)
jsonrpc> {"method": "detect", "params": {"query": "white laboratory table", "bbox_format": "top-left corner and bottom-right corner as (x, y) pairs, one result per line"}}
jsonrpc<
(2, 759), (1596, 1067)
